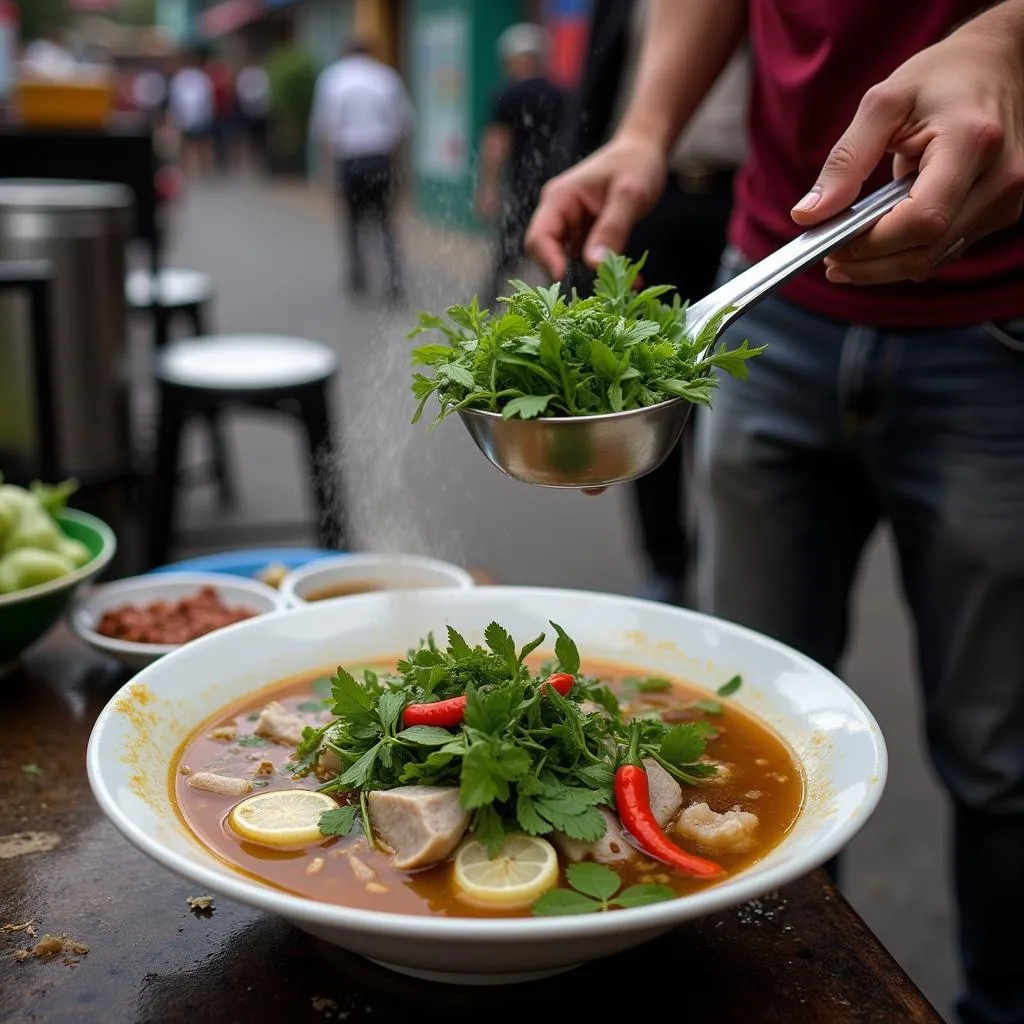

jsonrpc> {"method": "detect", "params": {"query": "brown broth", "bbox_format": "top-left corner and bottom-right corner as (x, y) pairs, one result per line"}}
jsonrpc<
(305, 580), (387, 600)
(173, 659), (803, 917)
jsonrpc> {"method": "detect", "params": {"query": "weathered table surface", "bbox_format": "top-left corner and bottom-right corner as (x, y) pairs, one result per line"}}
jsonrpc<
(0, 630), (944, 1024)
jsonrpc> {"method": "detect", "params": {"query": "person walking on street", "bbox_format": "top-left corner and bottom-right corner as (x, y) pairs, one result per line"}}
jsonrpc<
(309, 38), (413, 303)
(476, 23), (566, 308)
(236, 60), (271, 173)
(526, 2), (1024, 1022)
(168, 51), (214, 177)
(562, 0), (748, 607)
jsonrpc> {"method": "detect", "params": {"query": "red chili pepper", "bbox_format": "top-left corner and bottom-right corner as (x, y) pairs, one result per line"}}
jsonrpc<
(402, 673), (575, 729)
(541, 672), (574, 696)
(402, 694), (467, 728)
(614, 723), (723, 878)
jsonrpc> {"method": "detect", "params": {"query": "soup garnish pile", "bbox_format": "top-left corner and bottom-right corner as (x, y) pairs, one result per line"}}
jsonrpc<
(174, 621), (802, 917)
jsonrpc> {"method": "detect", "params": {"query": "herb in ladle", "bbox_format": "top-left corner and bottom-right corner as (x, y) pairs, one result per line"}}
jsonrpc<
(409, 252), (765, 425)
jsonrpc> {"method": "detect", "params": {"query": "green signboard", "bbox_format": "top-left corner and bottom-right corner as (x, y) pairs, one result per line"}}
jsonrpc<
(409, 0), (523, 231)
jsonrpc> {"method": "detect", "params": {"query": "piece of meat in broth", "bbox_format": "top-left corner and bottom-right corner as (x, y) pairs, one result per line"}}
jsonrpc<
(367, 786), (470, 870)
(675, 802), (759, 853)
(186, 772), (253, 796)
(642, 757), (683, 827)
(553, 806), (636, 864)
(254, 701), (305, 747)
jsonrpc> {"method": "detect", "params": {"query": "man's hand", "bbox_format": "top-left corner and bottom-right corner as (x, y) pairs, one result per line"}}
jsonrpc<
(525, 133), (668, 281)
(793, 5), (1024, 286)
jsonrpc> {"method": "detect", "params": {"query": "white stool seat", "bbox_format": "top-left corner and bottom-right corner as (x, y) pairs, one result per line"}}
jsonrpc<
(156, 334), (338, 391)
(126, 267), (213, 308)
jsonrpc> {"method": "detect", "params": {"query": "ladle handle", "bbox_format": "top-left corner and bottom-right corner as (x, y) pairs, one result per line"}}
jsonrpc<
(689, 173), (916, 342)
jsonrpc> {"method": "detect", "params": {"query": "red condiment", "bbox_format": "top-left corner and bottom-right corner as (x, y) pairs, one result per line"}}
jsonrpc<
(96, 586), (257, 645)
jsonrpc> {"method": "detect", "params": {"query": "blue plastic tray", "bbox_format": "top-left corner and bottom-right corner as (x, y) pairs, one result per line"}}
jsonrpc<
(149, 547), (342, 579)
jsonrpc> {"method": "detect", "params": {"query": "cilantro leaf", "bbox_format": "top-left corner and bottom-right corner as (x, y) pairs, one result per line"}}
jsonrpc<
(717, 674), (743, 697)
(296, 699), (328, 713)
(517, 631), (546, 666)
(446, 626), (473, 661)
(516, 791), (552, 835)
(337, 742), (381, 788)
(330, 667), (372, 717)
(318, 805), (359, 838)
(473, 805), (507, 858)
(531, 889), (602, 916)
(501, 394), (555, 420)
(659, 723), (712, 767)
(237, 734), (269, 748)
(397, 725), (460, 746)
(459, 739), (531, 809)
(376, 691), (406, 735)
(635, 677), (672, 693)
(549, 621), (580, 675)
(566, 862), (621, 902)
(694, 699), (724, 715)
(483, 621), (517, 671)
(611, 884), (676, 909)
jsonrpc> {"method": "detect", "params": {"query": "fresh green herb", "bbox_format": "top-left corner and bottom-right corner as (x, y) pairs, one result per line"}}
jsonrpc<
(21, 763), (44, 777)
(318, 805), (360, 838)
(314, 622), (718, 857)
(296, 699), (328, 713)
(408, 251), (764, 425)
(531, 862), (674, 916)
(693, 698), (724, 715)
(622, 676), (672, 694)
(236, 734), (270, 748)
(717, 675), (743, 697)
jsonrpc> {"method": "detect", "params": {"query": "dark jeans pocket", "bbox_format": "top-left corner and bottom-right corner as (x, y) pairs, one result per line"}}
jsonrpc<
(982, 319), (1024, 353)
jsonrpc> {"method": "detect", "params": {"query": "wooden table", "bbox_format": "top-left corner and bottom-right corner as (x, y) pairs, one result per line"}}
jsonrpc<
(0, 630), (944, 1024)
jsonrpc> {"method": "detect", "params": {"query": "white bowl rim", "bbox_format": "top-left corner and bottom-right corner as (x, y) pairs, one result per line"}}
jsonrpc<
(0, 507), (117, 608)
(279, 552), (476, 606)
(68, 569), (287, 657)
(87, 585), (887, 942)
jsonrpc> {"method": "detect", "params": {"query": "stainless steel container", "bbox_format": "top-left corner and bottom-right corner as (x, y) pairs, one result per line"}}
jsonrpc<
(0, 179), (133, 480)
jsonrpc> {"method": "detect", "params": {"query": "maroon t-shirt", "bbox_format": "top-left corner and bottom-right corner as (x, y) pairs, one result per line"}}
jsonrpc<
(731, 0), (1024, 328)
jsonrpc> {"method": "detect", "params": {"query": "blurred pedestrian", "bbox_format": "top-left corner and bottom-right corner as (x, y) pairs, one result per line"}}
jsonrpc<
(562, 0), (748, 606)
(21, 30), (76, 77)
(309, 38), (413, 303)
(131, 60), (169, 128)
(236, 60), (270, 173)
(206, 53), (237, 172)
(527, 3), (1024, 1022)
(476, 23), (566, 308)
(168, 51), (214, 177)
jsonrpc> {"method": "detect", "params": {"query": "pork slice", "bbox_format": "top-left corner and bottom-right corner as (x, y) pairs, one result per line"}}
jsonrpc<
(552, 806), (636, 864)
(642, 757), (683, 827)
(675, 802), (759, 854)
(367, 786), (470, 870)
(254, 701), (305, 747)
(187, 772), (253, 796)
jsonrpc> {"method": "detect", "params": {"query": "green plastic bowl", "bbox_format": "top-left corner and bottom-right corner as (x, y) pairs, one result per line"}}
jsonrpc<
(0, 508), (117, 665)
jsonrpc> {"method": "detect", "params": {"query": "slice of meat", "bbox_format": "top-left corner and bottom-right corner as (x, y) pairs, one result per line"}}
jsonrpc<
(642, 757), (683, 827)
(254, 701), (304, 747)
(675, 802), (759, 853)
(367, 786), (470, 870)
(552, 806), (636, 864)
(186, 772), (253, 796)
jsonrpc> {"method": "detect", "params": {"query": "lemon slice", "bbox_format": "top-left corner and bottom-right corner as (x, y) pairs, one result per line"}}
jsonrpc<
(227, 789), (338, 847)
(453, 834), (559, 909)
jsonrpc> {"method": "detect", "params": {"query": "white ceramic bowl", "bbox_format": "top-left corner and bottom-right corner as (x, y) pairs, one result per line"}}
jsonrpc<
(68, 570), (287, 670)
(87, 587), (886, 984)
(278, 552), (475, 607)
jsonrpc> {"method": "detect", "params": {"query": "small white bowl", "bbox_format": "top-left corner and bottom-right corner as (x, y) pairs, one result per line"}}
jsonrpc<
(68, 571), (287, 670)
(279, 552), (475, 607)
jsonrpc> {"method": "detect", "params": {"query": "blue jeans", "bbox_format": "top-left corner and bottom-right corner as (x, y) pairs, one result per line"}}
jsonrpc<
(696, 249), (1024, 1024)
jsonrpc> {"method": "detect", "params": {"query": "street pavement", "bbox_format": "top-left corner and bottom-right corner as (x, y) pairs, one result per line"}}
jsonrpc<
(142, 171), (956, 1019)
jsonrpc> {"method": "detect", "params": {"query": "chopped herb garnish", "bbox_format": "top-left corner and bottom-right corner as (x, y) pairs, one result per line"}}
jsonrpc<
(315, 622), (717, 857)
(311, 676), (333, 698)
(408, 252), (764, 425)
(237, 734), (269, 748)
(623, 676), (672, 694)
(296, 699), (328, 714)
(531, 862), (674, 916)
(693, 699), (724, 715)
(318, 805), (360, 838)
(717, 675), (743, 697)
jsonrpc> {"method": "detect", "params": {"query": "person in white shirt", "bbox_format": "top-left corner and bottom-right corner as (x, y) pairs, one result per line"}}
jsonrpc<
(309, 39), (414, 302)
(168, 52), (214, 176)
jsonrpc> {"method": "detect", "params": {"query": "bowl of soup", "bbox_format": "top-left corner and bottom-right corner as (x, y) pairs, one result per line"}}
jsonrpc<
(278, 553), (475, 607)
(86, 586), (886, 984)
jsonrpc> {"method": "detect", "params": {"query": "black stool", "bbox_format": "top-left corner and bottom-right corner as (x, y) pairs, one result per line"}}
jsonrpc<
(125, 267), (214, 346)
(126, 266), (235, 508)
(146, 334), (346, 569)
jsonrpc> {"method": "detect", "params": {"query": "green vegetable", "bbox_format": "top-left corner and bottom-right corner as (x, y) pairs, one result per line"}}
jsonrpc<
(0, 548), (74, 594)
(236, 734), (270, 748)
(0, 474), (85, 592)
(303, 622), (720, 857)
(408, 252), (765, 425)
(318, 805), (360, 838)
(717, 675), (743, 697)
(531, 862), (674, 916)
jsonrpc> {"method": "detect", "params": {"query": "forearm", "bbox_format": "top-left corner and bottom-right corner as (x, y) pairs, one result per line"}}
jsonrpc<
(478, 127), (511, 189)
(617, 0), (747, 154)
